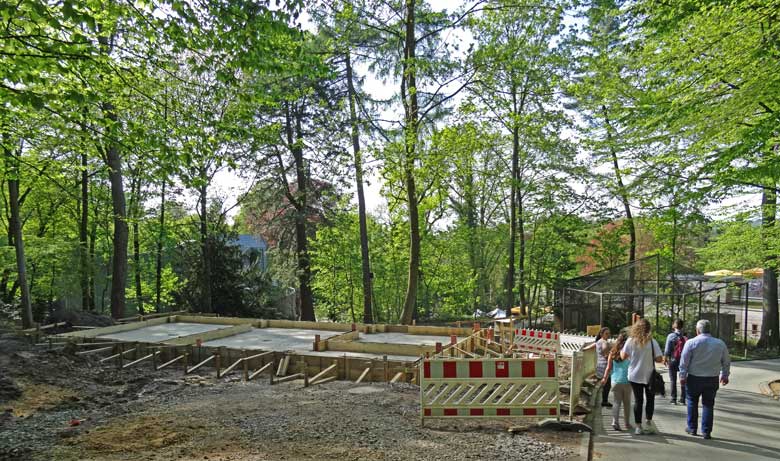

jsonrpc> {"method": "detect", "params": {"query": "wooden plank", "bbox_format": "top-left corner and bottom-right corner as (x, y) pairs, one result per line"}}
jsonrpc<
(327, 339), (433, 357)
(390, 371), (404, 383)
(248, 362), (273, 381)
(276, 355), (290, 376)
(76, 346), (113, 356)
(355, 367), (371, 384)
(163, 324), (252, 346)
(156, 354), (185, 370)
(57, 316), (171, 338)
(311, 376), (336, 386)
(100, 347), (136, 363)
(174, 315), (258, 326)
(186, 354), (215, 374)
(273, 373), (304, 384)
(244, 351), (272, 362)
(218, 357), (244, 378)
(123, 351), (160, 369)
(309, 362), (337, 385)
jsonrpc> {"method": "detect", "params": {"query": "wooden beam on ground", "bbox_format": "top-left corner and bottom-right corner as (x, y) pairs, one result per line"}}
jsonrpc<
(100, 347), (136, 363)
(163, 324), (252, 346)
(310, 376), (336, 386)
(390, 372), (404, 383)
(156, 354), (185, 370)
(309, 362), (337, 385)
(218, 357), (244, 378)
(273, 373), (304, 384)
(71, 326), (97, 330)
(76, 346), (113, 356)
(58, 316), (170, 338)
(248, 362), (273, 381)
(186, 354), (215, 374)
(122, 351), (160, 369)
(276, 355), (290, 377)
(355, 367), (371, 384)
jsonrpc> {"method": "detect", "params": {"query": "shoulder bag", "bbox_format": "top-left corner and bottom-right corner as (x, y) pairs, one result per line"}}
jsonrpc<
(650, 340), (666, 396)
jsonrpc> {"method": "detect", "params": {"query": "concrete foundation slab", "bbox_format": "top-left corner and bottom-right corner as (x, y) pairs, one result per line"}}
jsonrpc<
(203, 327), (341, 351)
(98, 322), (225, 342)
(357, 332), (455, 346)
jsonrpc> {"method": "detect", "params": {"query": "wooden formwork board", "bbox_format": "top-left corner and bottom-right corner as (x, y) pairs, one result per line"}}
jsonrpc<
(326, 339), (434, 358)
(57, 316), (172, 338)
(163, 324), (252, 346)
(173, 315), (260, 327)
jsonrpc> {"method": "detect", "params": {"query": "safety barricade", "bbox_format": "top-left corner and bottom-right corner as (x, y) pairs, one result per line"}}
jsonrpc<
(568, 346), (597, 419)
(420, 357), (560, 424)
(560, 333), (594, 357)
(513, 328), (560, 356)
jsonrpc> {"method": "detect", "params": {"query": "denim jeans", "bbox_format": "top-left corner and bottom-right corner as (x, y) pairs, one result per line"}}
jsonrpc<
(668, 359), (686, 401)
(686, 375), (719, 435)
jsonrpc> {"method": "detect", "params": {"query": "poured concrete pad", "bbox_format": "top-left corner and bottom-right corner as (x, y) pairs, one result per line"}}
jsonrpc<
(357, 332), (456, 346)
(203, 327), (341, 351)
(98, 322), (225, 342)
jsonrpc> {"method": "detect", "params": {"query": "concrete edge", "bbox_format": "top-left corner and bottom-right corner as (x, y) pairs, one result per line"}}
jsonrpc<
(579, 379), (601, 460)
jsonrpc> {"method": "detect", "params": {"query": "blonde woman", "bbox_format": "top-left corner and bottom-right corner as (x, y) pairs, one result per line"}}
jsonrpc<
(620, 318), (663, 435)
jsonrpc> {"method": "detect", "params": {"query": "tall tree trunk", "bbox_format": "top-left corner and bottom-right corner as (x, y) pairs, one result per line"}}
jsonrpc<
(198, 171), (212, 313)
(507, 124), (519, 312)
(4, 143), (33, 328)
(79, 153), (91, 311)
(517, 188), (527, 312)
(400, 0), (421, 325)
(603, 107), (636, 307)
(290, 107), (315, 321)
(89, 206), (97, 311)
(132, 177), (143, 315)
(760, 185), (779, 348)
(155, 180), (165, 312)
(346, 50), (374, 324)
(103, 104), (128, 320)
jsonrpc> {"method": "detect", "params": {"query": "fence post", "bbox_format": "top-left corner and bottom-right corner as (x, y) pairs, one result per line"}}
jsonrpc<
(744, 283), (749, 358)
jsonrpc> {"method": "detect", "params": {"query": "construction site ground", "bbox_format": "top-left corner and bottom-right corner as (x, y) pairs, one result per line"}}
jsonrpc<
(0, 333), (581, 461)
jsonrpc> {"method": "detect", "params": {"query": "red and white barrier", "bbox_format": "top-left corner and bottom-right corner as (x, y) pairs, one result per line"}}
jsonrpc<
(513, 328), (561, 355)
(420, 357), (560, 423)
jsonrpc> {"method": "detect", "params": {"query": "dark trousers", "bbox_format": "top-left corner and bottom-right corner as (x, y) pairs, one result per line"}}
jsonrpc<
(602, 375), (612, 403)
(686, 375), (719, 435)
(630, 381), (655, 424)
(668, 360), (686, 402)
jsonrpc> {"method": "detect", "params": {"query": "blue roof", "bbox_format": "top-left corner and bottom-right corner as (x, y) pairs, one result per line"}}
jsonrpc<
(234, 234), (267, 251)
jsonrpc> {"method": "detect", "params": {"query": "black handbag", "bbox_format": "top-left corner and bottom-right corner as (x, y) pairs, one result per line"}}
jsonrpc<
(650, 341), (665, 396)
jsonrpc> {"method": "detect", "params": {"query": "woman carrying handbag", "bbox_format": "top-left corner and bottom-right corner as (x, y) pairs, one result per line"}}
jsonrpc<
(620, 318), (664, 435)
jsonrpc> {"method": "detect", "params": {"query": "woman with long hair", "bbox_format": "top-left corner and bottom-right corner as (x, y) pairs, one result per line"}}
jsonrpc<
(602, 332), (631, 431)
(620, 318), (663, 435)
(589, 327), (612, 407)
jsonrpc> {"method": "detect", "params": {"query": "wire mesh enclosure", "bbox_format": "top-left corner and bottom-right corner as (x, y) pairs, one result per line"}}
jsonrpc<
(554, 255), (750, 347)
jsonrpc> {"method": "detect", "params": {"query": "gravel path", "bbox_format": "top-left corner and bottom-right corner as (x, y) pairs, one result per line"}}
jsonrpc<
(1, 334), (580, 461)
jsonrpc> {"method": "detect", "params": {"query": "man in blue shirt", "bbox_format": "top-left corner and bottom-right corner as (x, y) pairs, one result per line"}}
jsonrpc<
(679, 319), (730, 440)
(663, 318), (687, 405)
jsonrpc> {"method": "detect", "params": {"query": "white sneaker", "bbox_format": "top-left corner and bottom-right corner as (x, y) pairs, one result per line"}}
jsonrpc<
(643, 421), (657, 434)
(634, 426), (643, 435)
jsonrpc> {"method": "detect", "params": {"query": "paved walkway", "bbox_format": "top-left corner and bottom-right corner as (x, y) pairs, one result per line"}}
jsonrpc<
(592, 359), (780, 461)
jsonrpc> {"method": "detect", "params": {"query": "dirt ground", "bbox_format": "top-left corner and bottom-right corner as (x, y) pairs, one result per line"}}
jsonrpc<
(0, 333), (581, 461)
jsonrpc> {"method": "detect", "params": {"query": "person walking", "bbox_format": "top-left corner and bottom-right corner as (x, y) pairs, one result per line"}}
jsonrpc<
(620, 318), (663, 435)
(589, 327), (613, 408)
(602, 331), (632, 431)
(663, 319), (687, 404)
(679, 319), (730, 440)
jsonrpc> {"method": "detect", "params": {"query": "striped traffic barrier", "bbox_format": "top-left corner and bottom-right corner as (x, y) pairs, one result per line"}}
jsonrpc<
(420, 357), (560, 423)
(513, 328), (560, 355)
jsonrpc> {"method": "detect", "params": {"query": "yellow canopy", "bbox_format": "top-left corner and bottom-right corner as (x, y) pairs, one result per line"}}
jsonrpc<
(704, 269), (742, 277)
(511, 306), (523, 315)
(742, 267), (763, 278)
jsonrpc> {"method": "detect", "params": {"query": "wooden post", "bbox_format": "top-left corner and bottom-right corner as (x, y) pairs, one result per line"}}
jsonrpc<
(215, 351), (222, 378)
(118, 343), (124, 369)
(152, 347), (157, 370)
(743, 283), (749, 358)
(383, 355), (388, 382)
(313, 334), (321, 351)
(344, 355), (349, 381)
(243, 350), (249, 381)
(183, 352), (189, 375)
(269, 360), (275, 385)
